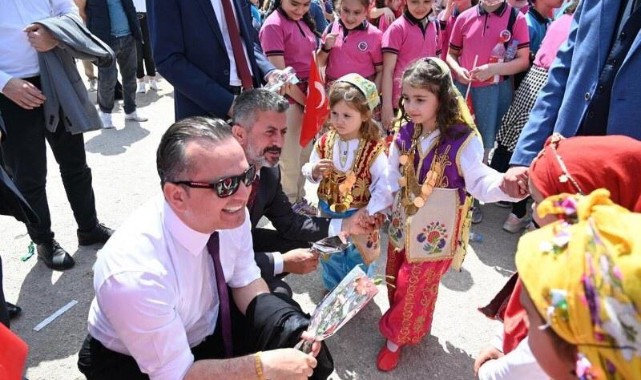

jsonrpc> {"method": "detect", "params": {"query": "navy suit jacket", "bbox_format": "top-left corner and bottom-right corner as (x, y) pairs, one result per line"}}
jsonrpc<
(146, 0), (275, 120)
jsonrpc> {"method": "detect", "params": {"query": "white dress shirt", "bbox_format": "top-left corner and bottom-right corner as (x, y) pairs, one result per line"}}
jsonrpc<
(209, 0), (254, 86)
(302, 137), (393, 215)
(387, 130), (523, 203)
(478, 337), (548, 380)
(87, 195), (261, 380)
(0, 0), (78, 92)
(132, 0), (146, 12)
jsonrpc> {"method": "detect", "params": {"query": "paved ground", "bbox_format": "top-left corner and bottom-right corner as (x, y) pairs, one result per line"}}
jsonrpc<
(0, 76), (524, 379)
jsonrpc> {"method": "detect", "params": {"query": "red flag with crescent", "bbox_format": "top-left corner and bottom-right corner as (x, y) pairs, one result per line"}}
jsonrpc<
(300, 54), (329, 147)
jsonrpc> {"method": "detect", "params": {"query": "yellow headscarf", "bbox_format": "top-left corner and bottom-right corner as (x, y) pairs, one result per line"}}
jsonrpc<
(516, 189), (641, 380)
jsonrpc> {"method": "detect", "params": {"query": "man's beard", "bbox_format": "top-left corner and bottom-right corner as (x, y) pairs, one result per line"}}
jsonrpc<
(248, 144), (282, 168)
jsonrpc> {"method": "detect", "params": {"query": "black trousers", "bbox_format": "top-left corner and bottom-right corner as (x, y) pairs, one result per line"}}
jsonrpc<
(135, 13), (156, 79)
(0, 77), (98, 244)
(0, 256), (9, 328)
(78, 295), (252, 379)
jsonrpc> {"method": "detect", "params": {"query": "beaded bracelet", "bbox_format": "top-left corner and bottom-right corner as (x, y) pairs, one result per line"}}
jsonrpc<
(254, 351), (266, 380)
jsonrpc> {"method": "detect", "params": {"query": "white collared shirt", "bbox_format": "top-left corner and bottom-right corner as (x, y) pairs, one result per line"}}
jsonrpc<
(87, 195), (261, 380)
(0, 0), (78, 92)
(210, 0), (254, 86)
(388, 130), (523, 203)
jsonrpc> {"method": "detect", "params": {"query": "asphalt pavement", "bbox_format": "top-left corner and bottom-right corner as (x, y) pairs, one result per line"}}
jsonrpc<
(0, 76), (524, 380)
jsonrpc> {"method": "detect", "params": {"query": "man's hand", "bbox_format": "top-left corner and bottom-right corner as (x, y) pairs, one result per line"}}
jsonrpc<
(473, 346), (504, 376)
(261, 348), (318, 380)
(500, 166), (530, 198)
(282, 248), (319, 274)
(2, 78), (46, 110)
(312, 159), (333, 180)
(24, 24), (59, 52)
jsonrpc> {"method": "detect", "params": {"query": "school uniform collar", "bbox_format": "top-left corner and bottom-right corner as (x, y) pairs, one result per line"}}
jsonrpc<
(477, 1), (508, 17)
(338, 19), (368, 32)
(402, 9), (433, 25)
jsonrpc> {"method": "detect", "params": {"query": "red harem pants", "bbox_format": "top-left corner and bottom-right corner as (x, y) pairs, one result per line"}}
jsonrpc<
(379, 243), (452, 345)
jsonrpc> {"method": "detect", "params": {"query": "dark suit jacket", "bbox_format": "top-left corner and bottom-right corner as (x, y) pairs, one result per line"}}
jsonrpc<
(250, 166), (331, 278)
(147, 0), (275, 120)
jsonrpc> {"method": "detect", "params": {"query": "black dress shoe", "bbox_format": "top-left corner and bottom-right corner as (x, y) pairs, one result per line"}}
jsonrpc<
(77, 223), (114, 246)
(6, 302), (22, 320)
(37, 240), (75, 271)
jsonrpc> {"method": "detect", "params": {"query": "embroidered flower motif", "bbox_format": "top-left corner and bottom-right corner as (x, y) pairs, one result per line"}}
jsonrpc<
(416, 221), (448, 255)
(582, 272), (602, 331)
(602, 297), (641, 361)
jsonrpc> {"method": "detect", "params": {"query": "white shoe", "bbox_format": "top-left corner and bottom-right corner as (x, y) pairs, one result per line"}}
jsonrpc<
(99, 111), (115, 129)
(125, 111), (148, 122)
(502, 213), (531, 233)
(88, 78), (97, 92)
(148, 78), (159, 91)
(136, 82), (147, 94)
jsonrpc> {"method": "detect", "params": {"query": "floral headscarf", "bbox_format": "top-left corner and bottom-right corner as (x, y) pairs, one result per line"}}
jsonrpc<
(516, 189), (641, 379)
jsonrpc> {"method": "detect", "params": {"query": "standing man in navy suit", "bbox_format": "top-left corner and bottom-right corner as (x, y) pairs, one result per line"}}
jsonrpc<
(147, 0), (281, 120)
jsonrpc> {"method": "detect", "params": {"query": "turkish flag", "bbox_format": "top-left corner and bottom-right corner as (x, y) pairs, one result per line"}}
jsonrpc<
(300, 54), (329, 147)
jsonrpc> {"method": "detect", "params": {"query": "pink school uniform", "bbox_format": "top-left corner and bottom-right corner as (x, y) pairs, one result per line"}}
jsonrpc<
(382, 11), (441, 107)
(449, 3), (529, 88)
(323, 20), (383, 81)
(260, 9), (318, 82)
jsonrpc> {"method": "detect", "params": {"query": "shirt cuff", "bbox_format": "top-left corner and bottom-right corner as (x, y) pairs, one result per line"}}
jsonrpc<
(0, 72), (13, 94)
(272, 251), (284, 275)
(328, 218), (343, 237)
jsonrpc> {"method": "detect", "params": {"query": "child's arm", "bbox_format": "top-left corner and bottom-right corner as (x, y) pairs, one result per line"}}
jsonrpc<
(316, 26), (336, 68)
(301, 146), (332, 183)
(381, 52), (397, 130)
(374, 64), (383, 92)
(446, 48), (472, 85)
(365, 151), (393, 215)
(369, 6), (395, 23)
(460, 134), (525, 203)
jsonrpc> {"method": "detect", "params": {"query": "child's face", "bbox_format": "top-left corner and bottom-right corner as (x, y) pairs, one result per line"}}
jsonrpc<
(339, 0), (369, 29)
(401, 84), (439, 129)
(330, 100), (365, 140)
(281, 0), (311, 20)
(406, 0), (434, 19)
(520, 287), (578, 380)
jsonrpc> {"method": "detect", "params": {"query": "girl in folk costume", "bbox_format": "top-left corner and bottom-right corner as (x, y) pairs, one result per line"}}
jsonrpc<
(377, 57), (523, 372)
(302, 74), (392, 290)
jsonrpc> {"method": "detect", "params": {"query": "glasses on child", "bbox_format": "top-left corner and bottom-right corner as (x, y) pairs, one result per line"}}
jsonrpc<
(171, 164), (257, 198)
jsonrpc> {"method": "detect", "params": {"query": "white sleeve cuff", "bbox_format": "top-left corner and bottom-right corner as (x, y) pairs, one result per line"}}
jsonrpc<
(0, 72), (12, 94)
(328, 219), (343, 237)
(272, 252), (284, 275)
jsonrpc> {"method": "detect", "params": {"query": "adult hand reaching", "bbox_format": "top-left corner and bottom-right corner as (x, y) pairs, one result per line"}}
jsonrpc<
(283, 248), (320, 274)
(341, 208), (380, 236)
(501, 166), (530, 198)
(473, 345), (504, 377)
(24, 24), (59, 52)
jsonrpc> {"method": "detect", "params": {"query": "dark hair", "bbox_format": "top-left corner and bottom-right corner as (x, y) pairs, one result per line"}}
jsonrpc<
(329, 82), (381, 141)
(399, 58), (471, 139)
(156, 117), (233, 186)
(269, 0), (321, 37)
(232, 88), (289, 129)
(564, 0), (579, 14)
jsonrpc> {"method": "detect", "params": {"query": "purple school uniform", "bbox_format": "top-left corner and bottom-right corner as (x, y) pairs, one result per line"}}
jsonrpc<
(323, 20), (383, 81)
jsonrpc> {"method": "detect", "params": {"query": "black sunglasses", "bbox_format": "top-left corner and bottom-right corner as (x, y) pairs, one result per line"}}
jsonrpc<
(171, 164), (257, 198)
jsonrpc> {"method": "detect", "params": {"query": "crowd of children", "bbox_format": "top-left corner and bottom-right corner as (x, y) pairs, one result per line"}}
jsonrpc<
(251, 0), (641, 378)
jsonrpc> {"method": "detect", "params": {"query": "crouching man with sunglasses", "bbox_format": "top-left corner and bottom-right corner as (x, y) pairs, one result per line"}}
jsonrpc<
(231, 89), (379, 296)
(78, 117), (333, 380)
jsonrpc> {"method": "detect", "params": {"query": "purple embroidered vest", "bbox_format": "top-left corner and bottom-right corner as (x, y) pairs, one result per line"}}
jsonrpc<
(395, 122), (473, 203)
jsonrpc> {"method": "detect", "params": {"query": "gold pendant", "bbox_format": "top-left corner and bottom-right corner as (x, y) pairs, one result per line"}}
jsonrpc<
(398, 177), (407, 187)
(399, 154), (409, 166)
(413, 196), (425, 208)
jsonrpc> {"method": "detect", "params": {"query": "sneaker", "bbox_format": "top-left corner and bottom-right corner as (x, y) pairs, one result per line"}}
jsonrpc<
(494, 201), (512, 208)
(99, 111), (115, 129)
(471, 206), (483, 224)
(136, 81), (147, 94)
(78, 223), (114, 246)
(88, 78), (97, 92)
(292, 198), (318, 216)
(37, 240), (75, 271)
(125, 111), (148, 122)
(148, 77), (159, 91)
(502, 213), (531, 233)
